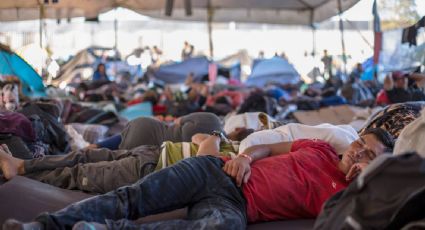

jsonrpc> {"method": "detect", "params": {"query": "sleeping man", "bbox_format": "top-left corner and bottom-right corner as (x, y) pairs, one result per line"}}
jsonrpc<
(0, 129), (250, 194)
(0, 122), (355, 194)
(3, 128), (394, 230)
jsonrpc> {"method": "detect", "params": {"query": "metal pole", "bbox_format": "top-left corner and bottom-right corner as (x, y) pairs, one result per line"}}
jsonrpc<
(311, 24), (317, 57)
(114, 8), (118, 50)
(39, 3), (44, 48)
(207, 0), (214, 58)
(337, 0), (347, 75)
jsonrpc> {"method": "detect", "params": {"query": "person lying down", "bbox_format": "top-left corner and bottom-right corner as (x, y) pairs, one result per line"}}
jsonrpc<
(0, 123), (360, 194)
(0, 130), (250, 194)
(3, 128), (394, 230)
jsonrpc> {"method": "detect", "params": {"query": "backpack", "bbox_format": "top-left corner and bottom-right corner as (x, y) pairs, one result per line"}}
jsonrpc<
(18, 102), (70, 155)
(238, 93), (277, 116)
(314, 153), (425, 230)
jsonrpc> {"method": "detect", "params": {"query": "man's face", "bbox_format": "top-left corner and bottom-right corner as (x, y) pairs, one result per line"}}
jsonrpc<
(341, 134), (386, 168)
(394, 76), (407, 89)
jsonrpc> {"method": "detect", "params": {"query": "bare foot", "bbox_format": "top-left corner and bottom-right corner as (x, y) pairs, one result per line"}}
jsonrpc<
(0, 145), (24, 180)
(84, 144), (99, 150)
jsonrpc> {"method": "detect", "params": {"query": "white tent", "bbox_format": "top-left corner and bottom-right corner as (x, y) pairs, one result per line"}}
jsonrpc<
(0, 0), (359, 25)
(132, 0), (360, 25)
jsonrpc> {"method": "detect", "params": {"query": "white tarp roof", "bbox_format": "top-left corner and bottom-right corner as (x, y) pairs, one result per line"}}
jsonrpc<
(0, 0), (360, 25)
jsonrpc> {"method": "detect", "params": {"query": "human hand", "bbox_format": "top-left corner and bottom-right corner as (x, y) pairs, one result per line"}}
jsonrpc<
(223, 156), (251, 187)
(191, 133), (210, 145)
(0, 144), (12, 155)
(84, 144), (99, 150)
(346, 162), (368, 181)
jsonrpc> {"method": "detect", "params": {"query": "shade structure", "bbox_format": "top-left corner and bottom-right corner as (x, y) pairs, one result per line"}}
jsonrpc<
(0, 44), (46, 97)
(245, 57), (300, 87)
(0, 0), (359, 25)
(130, 0), (360, 25)
(0, 0), (111, 21)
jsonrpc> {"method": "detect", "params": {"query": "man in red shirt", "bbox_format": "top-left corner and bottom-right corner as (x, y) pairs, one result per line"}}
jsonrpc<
(4, 128), (393, 230)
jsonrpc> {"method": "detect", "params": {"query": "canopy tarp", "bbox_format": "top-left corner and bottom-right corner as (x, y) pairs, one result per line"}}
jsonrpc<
(0, 44), (46, 97)
(245, 57), (300, 87)
(52, 48), (96, 87)
(0, 0), (359, 25)
(130, 0), (360, 25)
(152, 56), (210, 84)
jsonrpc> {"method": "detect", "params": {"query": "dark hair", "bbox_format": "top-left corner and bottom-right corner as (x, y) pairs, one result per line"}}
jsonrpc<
(233, 128), (255, 142)
(96, 63), (106, 71)
(362, 128), (395, 153)
(216, 96), (231, 105)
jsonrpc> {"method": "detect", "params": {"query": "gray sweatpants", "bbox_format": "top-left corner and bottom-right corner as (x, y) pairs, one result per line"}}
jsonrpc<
(24, 145), (160, 194)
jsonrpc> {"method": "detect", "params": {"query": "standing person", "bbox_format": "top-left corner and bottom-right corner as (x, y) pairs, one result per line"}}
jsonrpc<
(321, 49), (333, 79)
(3, 128), (394, 229)
(349, 63), (364, 83)
(181, 41), (194, 61)
(258, 50), (265, 59)
(151, 46), (163, 64)
(92, 63), (109, 82)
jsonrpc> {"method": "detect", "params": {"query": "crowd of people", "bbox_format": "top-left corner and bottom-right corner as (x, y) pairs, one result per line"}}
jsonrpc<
(0, 44), (425, 229)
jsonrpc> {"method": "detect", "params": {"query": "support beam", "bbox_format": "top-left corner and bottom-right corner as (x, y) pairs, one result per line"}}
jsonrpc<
(184, 0), (192, 16)
(311, 24), (317, 57)
(114, 8), (118, 50)
(165, 0), (174, 16)
(39, 2), (44, 49)
(207, 0), (214, 58)
(337, 0), (347, 75)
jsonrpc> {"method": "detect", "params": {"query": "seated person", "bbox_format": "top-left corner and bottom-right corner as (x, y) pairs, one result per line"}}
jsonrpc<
(92, 63), (109, 82)
(383, 71), (425, 104)
(1, 83), (20, 111)
(4, 128), (394, 229)
(0, 129), (250, 194)
(92, 112), (223, 150)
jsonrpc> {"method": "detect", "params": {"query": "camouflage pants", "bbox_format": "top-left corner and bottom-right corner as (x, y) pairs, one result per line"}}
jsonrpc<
(24, 145), (160, 194)
(36, 156), (247, 230)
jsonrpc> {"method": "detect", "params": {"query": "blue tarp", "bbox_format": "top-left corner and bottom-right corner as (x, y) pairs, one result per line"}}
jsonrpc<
(119, 102), (153, 121)
(245, 57), (300, 87)
(0, 46), (46, 97)
(361, 57), (375, 81)
(152, 57), (210, 84)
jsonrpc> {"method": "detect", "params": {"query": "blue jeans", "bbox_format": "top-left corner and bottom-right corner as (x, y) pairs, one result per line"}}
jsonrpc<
(35, 156), (247, 229)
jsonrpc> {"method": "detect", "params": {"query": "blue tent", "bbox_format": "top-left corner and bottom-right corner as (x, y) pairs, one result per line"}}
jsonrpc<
(0, 44), (46, 97)
(152, 57), (210, 84)
(245, 57), (300, 87)
(360, 57), (375, 81)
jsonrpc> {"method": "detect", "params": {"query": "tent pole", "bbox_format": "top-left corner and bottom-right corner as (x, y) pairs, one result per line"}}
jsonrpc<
(311, 24), (316, 57)
(207, 0), (214, 59)
(39, 3), (44, 49)
(372, 0), (382, 70)
(114, 8), (118, 51)
(337, 0), (347, 75)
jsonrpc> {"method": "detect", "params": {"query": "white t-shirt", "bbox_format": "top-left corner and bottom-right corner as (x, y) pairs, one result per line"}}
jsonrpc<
(224, 112), (263, 134)
(239, 123), (359, 155)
